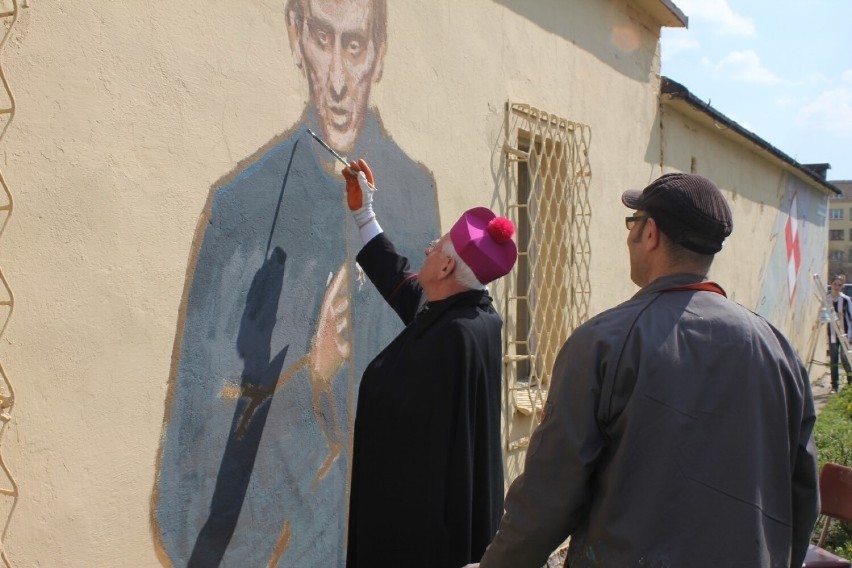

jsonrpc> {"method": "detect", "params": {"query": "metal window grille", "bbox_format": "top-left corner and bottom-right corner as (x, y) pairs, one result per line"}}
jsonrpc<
(501, 102), (592, 477)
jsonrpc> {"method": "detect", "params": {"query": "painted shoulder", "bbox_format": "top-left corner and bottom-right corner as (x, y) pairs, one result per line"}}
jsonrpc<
(210, 129), (305, 214)
(363, 109), (435, 187)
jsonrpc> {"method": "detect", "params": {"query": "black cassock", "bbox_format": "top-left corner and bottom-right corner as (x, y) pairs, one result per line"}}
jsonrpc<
(346, 233), (504, 567)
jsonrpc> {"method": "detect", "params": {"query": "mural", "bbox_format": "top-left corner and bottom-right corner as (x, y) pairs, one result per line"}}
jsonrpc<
(755, 175), (827, 346)
(152, 0), (440, 565)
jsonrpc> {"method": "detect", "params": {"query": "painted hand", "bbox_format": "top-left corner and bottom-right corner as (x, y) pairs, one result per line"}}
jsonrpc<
(342, 158), (377, 228)
(309, 265), (350, 387)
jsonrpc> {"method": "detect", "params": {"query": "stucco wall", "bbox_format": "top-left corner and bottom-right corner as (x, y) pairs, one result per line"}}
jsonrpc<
(660, 104), (829, 359)
(0, 0), (800, 566)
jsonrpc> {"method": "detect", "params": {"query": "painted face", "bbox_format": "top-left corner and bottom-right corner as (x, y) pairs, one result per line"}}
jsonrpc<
(301, 0), (382, 154)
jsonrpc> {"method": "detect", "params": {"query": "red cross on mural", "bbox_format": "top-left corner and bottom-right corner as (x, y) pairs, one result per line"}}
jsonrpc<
(784, 192), (800, 303)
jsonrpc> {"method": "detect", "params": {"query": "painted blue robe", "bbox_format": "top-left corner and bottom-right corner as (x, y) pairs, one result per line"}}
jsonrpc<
(154, 109), (440, 567)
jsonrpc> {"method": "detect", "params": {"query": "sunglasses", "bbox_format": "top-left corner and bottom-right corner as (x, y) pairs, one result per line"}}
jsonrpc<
(625, 215), (650, 230)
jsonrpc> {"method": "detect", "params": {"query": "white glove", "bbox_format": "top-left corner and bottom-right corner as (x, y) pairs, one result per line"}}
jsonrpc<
(343, 159), (378, 228)
(352, 171), (377, 228)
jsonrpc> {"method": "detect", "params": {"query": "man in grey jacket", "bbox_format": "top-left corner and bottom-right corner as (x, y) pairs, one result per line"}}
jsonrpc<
(476, 173), (819, 567)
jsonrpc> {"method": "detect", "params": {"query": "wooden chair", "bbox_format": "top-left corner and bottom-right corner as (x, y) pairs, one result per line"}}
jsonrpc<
(803, 463), (852, 567)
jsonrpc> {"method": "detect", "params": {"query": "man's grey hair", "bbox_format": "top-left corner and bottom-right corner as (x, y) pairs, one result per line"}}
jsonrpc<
(442, 239), (486, 291)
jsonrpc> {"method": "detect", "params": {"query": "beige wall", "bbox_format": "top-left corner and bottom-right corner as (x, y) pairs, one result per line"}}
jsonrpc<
(0, 2), (305, 565)
(660, 102), (830, 359)
(0, 0), (821, 566)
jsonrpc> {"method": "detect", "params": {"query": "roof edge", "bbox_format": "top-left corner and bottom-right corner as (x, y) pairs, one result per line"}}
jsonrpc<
(659, 0), (687, 27)
(661, 76), (841, 196)
(631, 0), (687, 28)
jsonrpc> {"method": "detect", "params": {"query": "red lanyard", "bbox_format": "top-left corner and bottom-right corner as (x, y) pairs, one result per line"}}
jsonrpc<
(661, 281), (727, 297)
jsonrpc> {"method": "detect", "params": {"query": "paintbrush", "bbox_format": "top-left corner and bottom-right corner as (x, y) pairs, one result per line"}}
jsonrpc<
(307, 128), (350, 169)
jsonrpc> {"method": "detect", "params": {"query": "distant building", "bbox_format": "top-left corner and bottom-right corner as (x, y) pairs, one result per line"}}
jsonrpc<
(827, 180), (852, 278)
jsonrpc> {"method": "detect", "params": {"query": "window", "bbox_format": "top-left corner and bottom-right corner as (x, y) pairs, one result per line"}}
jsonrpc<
(830, 230), (845, 241)
(831, 250), (846, 260)
(848, 228), (852, 241)
(502, 102), (591, 474)
(831, 208), (844, 220)
(848, 207), (852, 219)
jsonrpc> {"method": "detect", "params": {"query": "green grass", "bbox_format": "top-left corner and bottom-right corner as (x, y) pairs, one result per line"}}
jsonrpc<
(812, 384), (852, 557)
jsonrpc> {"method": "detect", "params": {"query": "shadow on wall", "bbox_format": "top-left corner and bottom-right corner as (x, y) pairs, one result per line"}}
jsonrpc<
(188, 247), (289, 566)
(493, 0), (659, 83)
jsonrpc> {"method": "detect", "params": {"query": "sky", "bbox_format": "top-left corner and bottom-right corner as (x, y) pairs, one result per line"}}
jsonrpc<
(661, 0), (852, 181)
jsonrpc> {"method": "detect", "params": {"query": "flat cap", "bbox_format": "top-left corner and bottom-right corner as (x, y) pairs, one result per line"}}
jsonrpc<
(622, 173), (733, 254)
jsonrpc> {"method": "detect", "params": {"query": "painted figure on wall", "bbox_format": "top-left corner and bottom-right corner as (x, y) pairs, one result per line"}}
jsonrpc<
(152, 1), (440, 566)
(755, 176), (827, 354)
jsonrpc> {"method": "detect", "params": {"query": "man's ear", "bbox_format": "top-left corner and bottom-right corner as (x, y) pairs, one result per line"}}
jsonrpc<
(437, 256), (456, 280)
(645, 217), (662, 252)
(287, 10), (304, 70)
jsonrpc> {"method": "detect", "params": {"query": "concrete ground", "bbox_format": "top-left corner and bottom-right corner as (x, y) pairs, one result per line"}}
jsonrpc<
(812, 370), (848, 413)
(813, 373), (833, 413)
